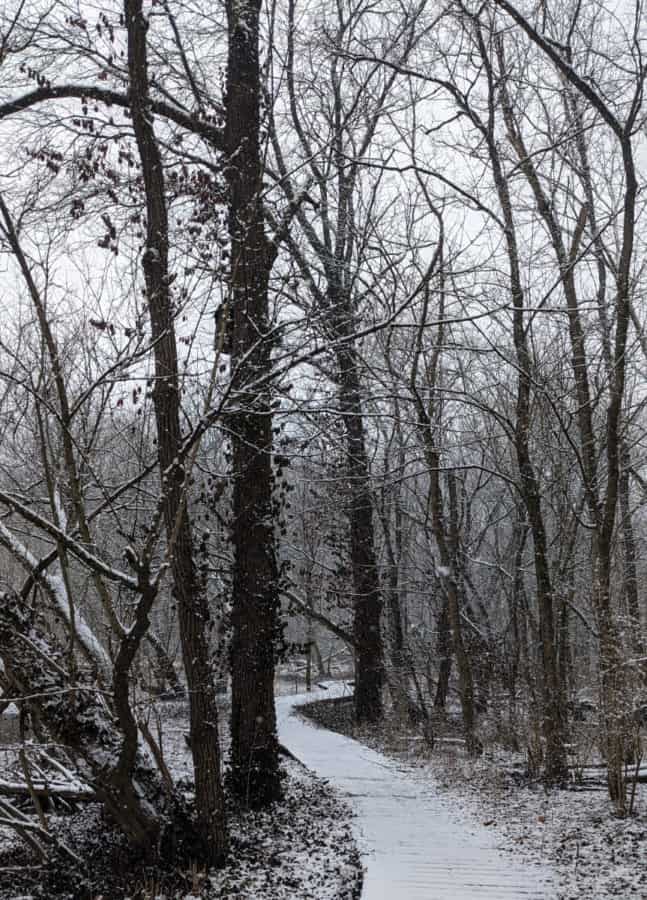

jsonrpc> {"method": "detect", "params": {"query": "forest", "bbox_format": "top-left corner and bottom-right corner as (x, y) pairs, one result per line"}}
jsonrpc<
(0, 0), (646, 897)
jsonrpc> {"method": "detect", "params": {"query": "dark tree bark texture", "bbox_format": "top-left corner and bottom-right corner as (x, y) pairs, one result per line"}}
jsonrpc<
(125, 0), (227, 862)
(225, 0), (282, 806)
(337, 347), (384, 724)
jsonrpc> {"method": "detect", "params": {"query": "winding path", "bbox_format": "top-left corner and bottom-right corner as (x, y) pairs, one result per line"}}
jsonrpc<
(276, 684), (554, 900)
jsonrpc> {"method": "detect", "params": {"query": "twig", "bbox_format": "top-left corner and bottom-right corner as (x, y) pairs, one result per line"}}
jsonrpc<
(18, 748), (49, 831)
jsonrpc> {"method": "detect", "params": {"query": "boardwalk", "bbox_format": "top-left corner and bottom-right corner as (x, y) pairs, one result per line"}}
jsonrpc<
(276, 685), (554, 900)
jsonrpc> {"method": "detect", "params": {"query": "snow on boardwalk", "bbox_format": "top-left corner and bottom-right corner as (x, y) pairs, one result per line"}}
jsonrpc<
(276, 684), (554, 900)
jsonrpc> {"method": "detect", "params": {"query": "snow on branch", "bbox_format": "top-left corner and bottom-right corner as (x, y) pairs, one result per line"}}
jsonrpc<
(0, 489), (137, 590)
(0, 520), (111, 671)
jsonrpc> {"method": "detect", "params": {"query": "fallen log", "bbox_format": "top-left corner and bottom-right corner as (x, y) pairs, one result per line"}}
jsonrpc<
(0, 779), (95, 802)
(0, 592), (202, 862)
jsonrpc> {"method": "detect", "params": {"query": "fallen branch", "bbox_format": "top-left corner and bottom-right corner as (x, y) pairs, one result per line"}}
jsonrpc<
(19, 748), (48, 831)
(0, 592), (199, 860)
(0, 796), (80, 863)
(0, 779), (95, 802)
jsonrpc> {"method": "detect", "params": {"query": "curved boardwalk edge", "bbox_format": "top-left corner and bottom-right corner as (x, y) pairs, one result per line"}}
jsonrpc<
(276, 684), (555, 900)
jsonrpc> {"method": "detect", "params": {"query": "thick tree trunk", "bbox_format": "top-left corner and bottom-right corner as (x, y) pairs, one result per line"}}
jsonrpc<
(225, 0), (281, 806)
(125, 0), (226, 863)
(434, 600), (452, 710)
(619, 445), (647, 682)
(337, 348), (384, 724)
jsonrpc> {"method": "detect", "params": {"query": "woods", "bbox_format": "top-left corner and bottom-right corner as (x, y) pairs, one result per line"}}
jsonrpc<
(0, 0), (646, 893)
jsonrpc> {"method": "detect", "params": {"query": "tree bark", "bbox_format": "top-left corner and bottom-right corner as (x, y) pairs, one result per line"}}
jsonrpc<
(337, 346), (384, 724)
(430, 470), (480, 755)
(225, 0), (282, 805)
(147, 629), (184, 697)
(409, 295), (479, 751)
(125, 0), (226, 862)
(494, 0), (640, 813)
(434, 600), (452, 710)
(619, 444), (647, 682)
(470, 27), (568, 777)
(382, 525), (410, 724)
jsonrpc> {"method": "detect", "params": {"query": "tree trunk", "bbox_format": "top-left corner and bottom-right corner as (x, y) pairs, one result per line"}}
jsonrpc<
(337, 347), (384, 724)
(434, 600), (452, 710)
(225, 0), (281, 806)
(494, 0), (638, 813)
(414, 412), (479, 753)
(379, 490), (410, 723)
(619, 444), (647, 682)
(273, 3), (387, 727)
(557, 599), (571, 716)
(478, 67), (568, 779)
(147, 630), (184, 697)
(385, 582), (409, 723)
(598, 579), (630, 814)
(312, 639), (326, 678)
(125, 0), (226, 862)
(425, 466), (480, 754)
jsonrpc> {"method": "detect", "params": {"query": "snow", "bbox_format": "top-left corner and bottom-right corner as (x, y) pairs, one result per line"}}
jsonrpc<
(291, 684), (647, 900)
(207, 760), (361, 900)
(3, 680), (643, 898)
(434, 748), (647, 900)
(0, 489), (138, 592)
(277, 683), (555, 899)
(0, 694), (363, 899)
(146, 695), (363, 900)
(52, 487), (68, 534)
(0, 523), (111, 672)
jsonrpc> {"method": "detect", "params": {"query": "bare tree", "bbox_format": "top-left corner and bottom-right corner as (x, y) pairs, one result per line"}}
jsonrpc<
(124, 0), (227, 858)
(268, 0), (431, 723)
(224, 0), (283, 804)
(492, 0), (645, 814)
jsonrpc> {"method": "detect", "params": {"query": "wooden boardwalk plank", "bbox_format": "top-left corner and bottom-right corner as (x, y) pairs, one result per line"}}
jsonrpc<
(277, 686), (554, 900)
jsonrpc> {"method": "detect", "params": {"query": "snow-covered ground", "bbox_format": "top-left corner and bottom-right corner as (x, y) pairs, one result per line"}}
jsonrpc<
(278, 684), (554, 899)
(0, 694), (363, 900)
(432, 747), (647, 900)
(295, 685), (647, 900)
(162, 694), (363, 900)
(3, 682), (644, 899)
